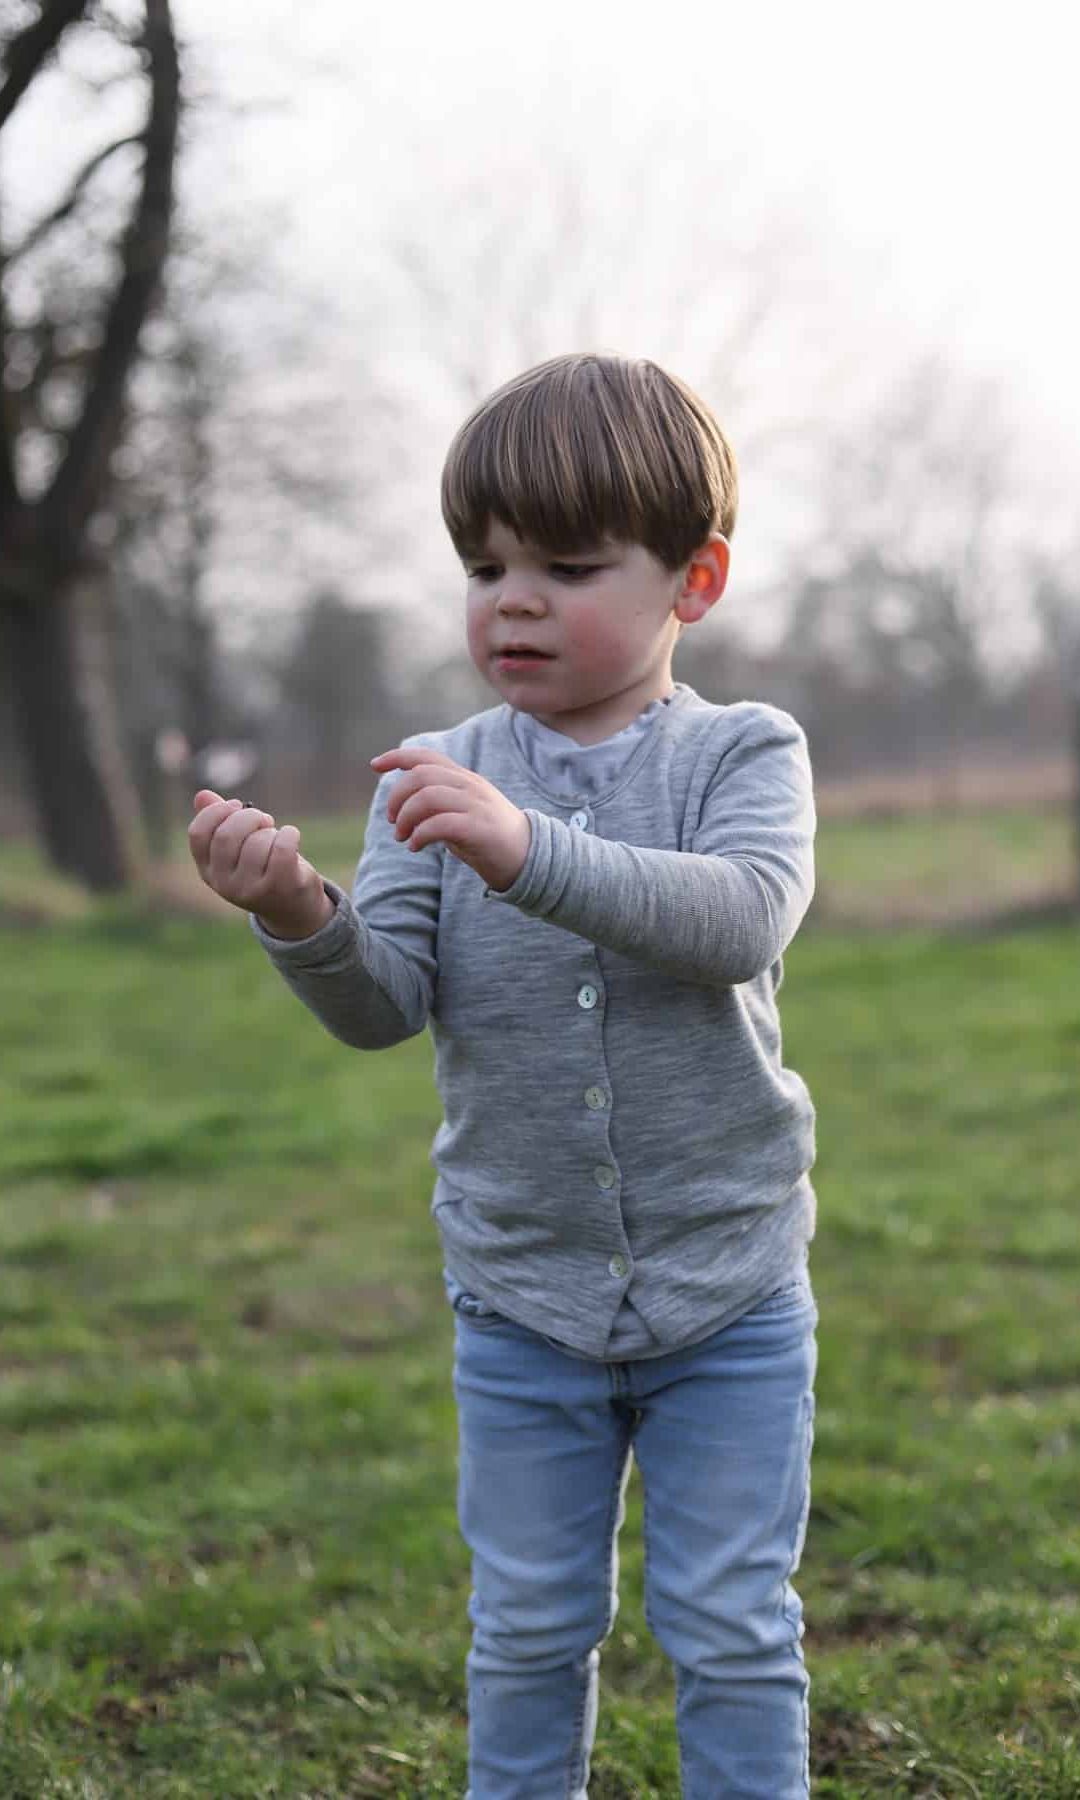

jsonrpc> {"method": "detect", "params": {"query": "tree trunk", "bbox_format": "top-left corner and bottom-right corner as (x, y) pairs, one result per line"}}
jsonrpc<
(0, 0), (179, 892)
(1073, 689), (1080, 911)
(0, 576), (137, 891)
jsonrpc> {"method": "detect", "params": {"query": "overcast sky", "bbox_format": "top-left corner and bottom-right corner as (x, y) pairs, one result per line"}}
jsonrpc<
(184, 0), (1080, 662)
(174, 0), (1076, 421)
(6, 0), (1077, 670)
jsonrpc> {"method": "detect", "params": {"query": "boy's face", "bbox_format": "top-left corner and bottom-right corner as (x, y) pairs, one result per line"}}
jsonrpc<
(462, 519), (727, 746)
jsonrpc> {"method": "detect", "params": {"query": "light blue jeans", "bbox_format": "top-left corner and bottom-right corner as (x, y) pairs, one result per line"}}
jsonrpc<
(445, 1266), (818, 1800)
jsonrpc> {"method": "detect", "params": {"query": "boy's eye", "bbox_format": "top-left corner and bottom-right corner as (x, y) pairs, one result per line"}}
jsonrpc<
(466, 561), (603, 583)
(550, 562), (603, 581)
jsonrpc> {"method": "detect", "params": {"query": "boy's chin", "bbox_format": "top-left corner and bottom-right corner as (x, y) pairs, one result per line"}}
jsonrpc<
(485, 665), (556, 700)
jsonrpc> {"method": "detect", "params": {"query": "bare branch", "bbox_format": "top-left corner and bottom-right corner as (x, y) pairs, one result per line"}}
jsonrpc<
(6, 312), (58, 409)
(64, 61), (139, 97)
(0, 259), (18, 510)
(4, 131), (146, 266)
(43, 0), (180, 557)
(1032, 557), (1080, 695)
(0, 0), (88, 132)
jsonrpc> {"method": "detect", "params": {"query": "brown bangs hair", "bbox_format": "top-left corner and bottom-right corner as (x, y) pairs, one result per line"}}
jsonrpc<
(440, 353), (738, 571)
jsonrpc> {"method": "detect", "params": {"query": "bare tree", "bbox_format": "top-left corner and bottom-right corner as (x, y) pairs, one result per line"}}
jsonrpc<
(778, 354), (1046, 788)
(273, 588), (403, 812)
(339, 137), (853, 682)
(0, 0), (179, 889)
(106, 306), (219, 853)
(1030, 551), (1080, 900)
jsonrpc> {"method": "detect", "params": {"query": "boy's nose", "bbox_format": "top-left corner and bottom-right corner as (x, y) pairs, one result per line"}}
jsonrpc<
(496, 576), (544, 610)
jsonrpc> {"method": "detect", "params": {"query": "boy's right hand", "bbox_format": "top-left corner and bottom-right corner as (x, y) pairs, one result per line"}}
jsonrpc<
(187, 790), (334, 939)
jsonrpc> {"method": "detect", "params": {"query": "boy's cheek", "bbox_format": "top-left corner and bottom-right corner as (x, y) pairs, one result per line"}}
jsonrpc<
(561, 613), (615, 669)
(465, 610), (491, 667)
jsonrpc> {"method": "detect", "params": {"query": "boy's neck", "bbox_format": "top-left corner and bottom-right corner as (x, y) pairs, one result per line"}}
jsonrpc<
(523, 681), (676, 748)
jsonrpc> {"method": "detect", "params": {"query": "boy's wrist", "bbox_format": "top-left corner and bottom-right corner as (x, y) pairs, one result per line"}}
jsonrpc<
(256, 884), (335, 941)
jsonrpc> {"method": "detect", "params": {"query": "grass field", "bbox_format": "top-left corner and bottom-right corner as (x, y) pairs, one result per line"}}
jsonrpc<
(0, 799), (1076, 933)
(1, 811), (1079, 1796)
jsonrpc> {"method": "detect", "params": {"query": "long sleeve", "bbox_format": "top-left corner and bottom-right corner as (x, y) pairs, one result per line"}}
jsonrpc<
(249, 764), (442, 1048)
(484, 705), (815, 987)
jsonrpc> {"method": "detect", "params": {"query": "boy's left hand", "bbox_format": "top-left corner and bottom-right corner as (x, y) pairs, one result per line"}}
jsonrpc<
(371, 747), (531, 893)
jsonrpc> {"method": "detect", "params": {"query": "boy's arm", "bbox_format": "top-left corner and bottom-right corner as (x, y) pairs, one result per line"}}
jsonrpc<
(250, 768), (442, 1048)
(484, 706), (814, 987)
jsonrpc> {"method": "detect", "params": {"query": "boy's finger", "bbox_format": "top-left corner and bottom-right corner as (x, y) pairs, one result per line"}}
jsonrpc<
(188, 795), (244, 861)
(385, 766), (469, 823)
(267, 827), (322, 886)
(208, 808), (276, 873)
(266, 825), (309, 875)
(385, 771), (418, 823)
(370, 748), (458, 771)
(189, 795), (243, 828)
(235, 822), (279, 882)
(263, 824), (322, 894)
(390, 781), (468, 836)
(191, 798), (239, 830)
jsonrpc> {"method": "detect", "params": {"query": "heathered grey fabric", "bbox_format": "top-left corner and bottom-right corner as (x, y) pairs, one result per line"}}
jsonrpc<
(511, 689), (674, 803)
(503, 690), (678, 1354)
(249, 680), (818, 1360)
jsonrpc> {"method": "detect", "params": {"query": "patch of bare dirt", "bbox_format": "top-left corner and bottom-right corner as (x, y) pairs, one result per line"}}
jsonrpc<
(809, 1608), (924, 1650)
(816, 756), (1073, 819)
(142, 861), (240, 918)
(238, 1281), (428, 1353)
(811, 881), (1079, 934)
(811, 1706), (903, 1780)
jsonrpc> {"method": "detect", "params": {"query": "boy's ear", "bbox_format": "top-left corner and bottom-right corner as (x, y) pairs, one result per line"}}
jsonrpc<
(676, 535), (730, 624)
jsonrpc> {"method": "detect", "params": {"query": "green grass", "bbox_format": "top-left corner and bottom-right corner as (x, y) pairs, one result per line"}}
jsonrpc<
(1, 819), (1079, 1794)
(277, 803), (1079, 930)
(813, 805), (1076, 925)
(1, 800), (1074, 932)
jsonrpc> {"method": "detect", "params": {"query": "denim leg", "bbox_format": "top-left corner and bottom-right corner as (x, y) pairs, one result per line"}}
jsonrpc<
(629, 1278), (818, 1800)
(452, 1310), (636, 1800)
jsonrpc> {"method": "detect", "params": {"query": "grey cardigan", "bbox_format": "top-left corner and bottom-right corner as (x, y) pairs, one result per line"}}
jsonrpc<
(250, 682), (818, 1360)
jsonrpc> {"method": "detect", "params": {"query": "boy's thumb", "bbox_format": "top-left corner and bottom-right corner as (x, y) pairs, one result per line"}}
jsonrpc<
(194, 789), (224, 810)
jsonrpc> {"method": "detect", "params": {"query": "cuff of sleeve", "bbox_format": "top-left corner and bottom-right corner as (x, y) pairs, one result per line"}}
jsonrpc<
(248, 879), (354, 962)
(482, 809), (564, 911)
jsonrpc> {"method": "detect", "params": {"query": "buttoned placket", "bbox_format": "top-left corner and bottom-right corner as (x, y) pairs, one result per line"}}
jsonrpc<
(571, 805), (632, 1291)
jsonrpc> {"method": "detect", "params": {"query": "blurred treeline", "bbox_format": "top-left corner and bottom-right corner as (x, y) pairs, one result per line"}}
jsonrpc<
(1, 3), (1078, 893)
(0, 581), (1072, 839)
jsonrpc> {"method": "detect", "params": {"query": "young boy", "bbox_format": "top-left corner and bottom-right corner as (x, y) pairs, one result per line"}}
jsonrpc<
(188, 352), (819, 1799)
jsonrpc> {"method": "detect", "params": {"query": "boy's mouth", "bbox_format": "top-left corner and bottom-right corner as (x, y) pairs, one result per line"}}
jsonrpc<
(493, 648), (554, 662)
